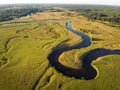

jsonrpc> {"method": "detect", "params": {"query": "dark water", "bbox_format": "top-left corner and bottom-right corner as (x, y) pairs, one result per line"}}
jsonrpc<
(48, 22), (120, 80)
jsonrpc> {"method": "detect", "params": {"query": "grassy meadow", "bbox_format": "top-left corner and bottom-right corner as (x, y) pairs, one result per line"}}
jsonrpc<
(0, 8), (120, 90)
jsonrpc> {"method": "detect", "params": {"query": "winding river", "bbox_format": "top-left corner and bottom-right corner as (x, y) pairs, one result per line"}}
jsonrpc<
(1, 20), (120, 80)
(48, 22), (120, 80)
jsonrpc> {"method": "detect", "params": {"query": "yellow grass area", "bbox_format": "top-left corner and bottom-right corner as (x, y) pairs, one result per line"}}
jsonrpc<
(11, 12), (66, 22)
(59, 49), (82, 69)
(0, 11), (120, 90)
(10, 11), (120, 69)
(12, 11), (120, 49)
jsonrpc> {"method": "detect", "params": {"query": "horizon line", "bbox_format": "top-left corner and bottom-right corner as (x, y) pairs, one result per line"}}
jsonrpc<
(0, 3), (120, 6)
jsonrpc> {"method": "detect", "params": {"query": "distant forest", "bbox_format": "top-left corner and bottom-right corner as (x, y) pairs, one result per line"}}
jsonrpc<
(0, 4), (120, 26)
(69, 5), (120, 24)
(0, 5), (44, 21)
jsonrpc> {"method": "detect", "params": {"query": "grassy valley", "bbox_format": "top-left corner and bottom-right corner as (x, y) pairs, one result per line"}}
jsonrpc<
(0, 4), (120, 90)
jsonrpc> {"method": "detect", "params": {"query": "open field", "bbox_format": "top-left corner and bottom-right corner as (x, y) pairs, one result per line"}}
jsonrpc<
(0, 5), (120, 90)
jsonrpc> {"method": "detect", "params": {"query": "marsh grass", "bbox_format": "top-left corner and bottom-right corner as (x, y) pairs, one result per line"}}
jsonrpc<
(0, 11), (120, 90)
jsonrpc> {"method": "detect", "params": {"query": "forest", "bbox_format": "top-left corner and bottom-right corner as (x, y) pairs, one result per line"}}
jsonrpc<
(0, 5), (120, 25)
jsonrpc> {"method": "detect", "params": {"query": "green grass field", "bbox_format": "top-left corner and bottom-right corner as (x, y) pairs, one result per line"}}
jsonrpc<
(0, 11), (120, 90)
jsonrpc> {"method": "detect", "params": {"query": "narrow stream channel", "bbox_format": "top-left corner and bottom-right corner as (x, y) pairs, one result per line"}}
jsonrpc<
(48, 22), (120, 80)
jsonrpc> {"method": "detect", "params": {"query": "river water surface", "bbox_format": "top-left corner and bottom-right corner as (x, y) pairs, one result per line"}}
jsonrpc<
(48, 22), (120, 80)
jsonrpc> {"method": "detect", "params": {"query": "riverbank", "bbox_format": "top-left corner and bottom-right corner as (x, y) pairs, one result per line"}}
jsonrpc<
(48, 22), (120, 80)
